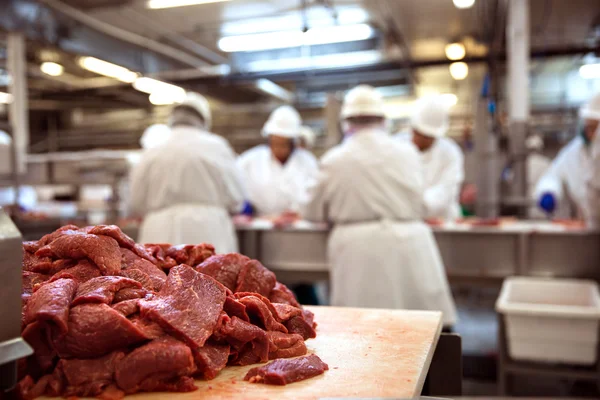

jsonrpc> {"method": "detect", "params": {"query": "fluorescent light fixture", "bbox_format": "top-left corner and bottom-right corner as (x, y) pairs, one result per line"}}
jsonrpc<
(449, 62), (469, 80)
(40, 62), (64, 77)
(440, 93), (458, 107)
(147, 0), (231, 9)
(148, 91), (184, 105)
(579, 64), (600, 79)
(0, 92), (14, 104)
(133, 77), (185, 98)
(453, 0), (475, 9)
(218, 23), (375, 53)
(78, 57), (138, 83)
(445, 43), (465, 61)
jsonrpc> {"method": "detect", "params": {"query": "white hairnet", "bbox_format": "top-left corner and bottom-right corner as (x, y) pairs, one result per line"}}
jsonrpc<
(140, 124), (171, 149)
(411, 95), (450, 138)
(177, 92), (212, 130)
(299, 126), (316, 148)
(341, 85), (385, 119)
(580, 93), (600, 121)
(262, 105), (302, 138)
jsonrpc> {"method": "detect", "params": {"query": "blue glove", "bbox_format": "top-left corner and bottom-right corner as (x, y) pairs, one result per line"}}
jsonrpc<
(241, 201), (254, 216)
(539, 193), (556, 214)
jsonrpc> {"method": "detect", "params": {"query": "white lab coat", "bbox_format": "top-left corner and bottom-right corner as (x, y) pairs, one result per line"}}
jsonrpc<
(238, 145), (318, 216)
(130, 126), (245, 252)
(534, 136), (591, 219)
(303, 128), (457, 326)
(396, 132), (464, 220)
(527, 153), (552, 219)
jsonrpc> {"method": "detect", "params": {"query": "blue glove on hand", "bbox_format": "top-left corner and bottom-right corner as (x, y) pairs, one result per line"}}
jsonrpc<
(241, 201), (254, 216)
(539, 193), (556, 214)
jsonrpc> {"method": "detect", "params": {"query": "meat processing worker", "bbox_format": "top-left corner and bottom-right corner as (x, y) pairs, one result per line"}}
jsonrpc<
(129, 92), (245, 252)
(584, 119), (600, 227)
(535, 93), (600, 219)
(396, 96), (465, 220)
(298, 126), (316, 150)
(238, 106), (318, 217)
(302, 85), (457, 327)
(525, 134), (551, 219)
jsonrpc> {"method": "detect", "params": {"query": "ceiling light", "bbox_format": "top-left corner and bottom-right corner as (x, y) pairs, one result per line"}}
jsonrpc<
(440, 93), (458, 107)
(445, 43), (466, 60)
(0, 92), (14, 104)
(133, 77), (185, 98)
(218, 23), (375, 53)
(147, 0), (231, 9)
(148, 91), (185, 106)
(78, 57), (138, 83)
(453, 0), (475, 9)
(40, 62), (64, 77)
(449, 62), (469, 80)
(579, 64), (600, 79)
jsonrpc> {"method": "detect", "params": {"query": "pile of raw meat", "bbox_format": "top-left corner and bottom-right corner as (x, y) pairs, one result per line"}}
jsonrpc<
(18, 225), (323, 399)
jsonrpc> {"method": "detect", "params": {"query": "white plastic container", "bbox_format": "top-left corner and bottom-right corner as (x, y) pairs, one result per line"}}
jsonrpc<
(496, 277), (600, 365)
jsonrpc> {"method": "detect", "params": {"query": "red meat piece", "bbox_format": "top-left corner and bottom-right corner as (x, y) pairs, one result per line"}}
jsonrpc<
(22, 271), (49, 300)
(23, 241), (40, 253)
(22, 322), (56, 372)
(166, 244), (215, 267)
(50, 260), (101, 283)
(267, 331), (307, 359)
(285, 315), (317, 340)
(121, 248), (166, 291)
(269, 282), (301, 308)
(97, 384), (125, 400)
(72, 276), (141, 306)
(113, 287), (150, 303)
(235, 260), (276, 297)
(271, 303), (303, 323)
(24, 278), (77, 334)
(237, 295), (287, 333)
(111, 299), (140, 317)
(244, 354), (328, 385)
(37, 225), (81, 247)
(303, 309), (316, 328)
(215, 316), (269, 366)
(196, 253), (248, 291)
(23, 250), (52, 273)
(129, 316), (165, 340)
(53, 303), (150, 358)
(140, 265), (226, 348)
(144, 243), (178, 270)
(223, 296), (249, 322)
(114, 337), (196, 394)
(86, 225), (156, 263)
(120, 268), (153, 291)
(59, 351), (125, 398)
(193, 342), (230, 380)
(36, 232), (121, 276)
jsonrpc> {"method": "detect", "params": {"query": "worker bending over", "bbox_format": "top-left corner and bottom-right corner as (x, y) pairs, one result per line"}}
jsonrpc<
(303, 85), (457, 327)
(396, 96), (464, 220)
(130, 92), (245, 252)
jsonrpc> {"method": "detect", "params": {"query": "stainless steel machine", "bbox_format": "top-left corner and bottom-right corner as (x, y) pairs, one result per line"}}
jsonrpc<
(0, 208), (32, 391)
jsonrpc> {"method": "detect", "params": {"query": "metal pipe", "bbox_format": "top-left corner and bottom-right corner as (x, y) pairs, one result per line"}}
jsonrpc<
(39, 0), (209, 68)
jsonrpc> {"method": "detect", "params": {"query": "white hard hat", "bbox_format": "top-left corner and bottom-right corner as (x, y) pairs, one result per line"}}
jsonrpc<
(341, 85), (385, 119)
(580, 93), (600, 121)
(177, 92), (212, 130)
(299, 126), (316, 148)
(525, 134), (544, 151)
(140, 124), (171, 149)
(410, 95), (450, 138)
(262, 105), (302, 138)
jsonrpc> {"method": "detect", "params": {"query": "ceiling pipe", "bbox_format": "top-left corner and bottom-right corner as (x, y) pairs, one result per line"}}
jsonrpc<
(39, 0), (209, 67)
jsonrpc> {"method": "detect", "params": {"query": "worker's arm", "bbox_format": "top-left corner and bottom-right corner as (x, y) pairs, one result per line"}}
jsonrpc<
(220, 144), (247, 214)
(533, 151), (567, 215)
(423, 147), (464, 218)
(301, 162), (332, 223)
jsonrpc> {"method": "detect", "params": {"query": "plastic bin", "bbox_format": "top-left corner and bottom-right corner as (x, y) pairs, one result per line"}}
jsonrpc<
(496, 277), (600, 366)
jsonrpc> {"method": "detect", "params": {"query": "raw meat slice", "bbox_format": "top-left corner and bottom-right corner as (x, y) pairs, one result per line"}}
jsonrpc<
(244, 354), (328, 385)
(236, 260), (276, 297)
(143, 244), (178, 270)
(303, 309), (316, 328)
(23, 241), (40, 253)
(49, 260), (101, 283)
(37, 225), (81, 246)
(86, 225), (155, 263)
(237, 295), (287, 333)
(121, 248), (167, 290)
(72, 276), (141, 306)
(22, 271), (49, 300)
(285, 315), (317, 340)
(196, 253), (248, 291)
(59, 351), (125, 397)
(23, 250), (52, 273)
(193, 342), (230, 380)
(269, 282), (301, 308)
(267, 331), (307, 359)
(272, 303), (303, 323)
(97, 384), (125, 400)
(215, 316), (269, 366)
(111, 299), (139, 317)
(24, 278), (77, 334)
(22, 322), (55, 372)
(120, 268), (153, 290)
(166, 244), (215, 267)
(140, 265), (226, 348)
(129, 316), (165, 340)
(36, 232), (121, 276)
(223, 296), (249, 322)
(114, 337), (196, 394)
(136, 376), (196, 394)
(113, 287), (149, 303)
(54, 303), (149, 358)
